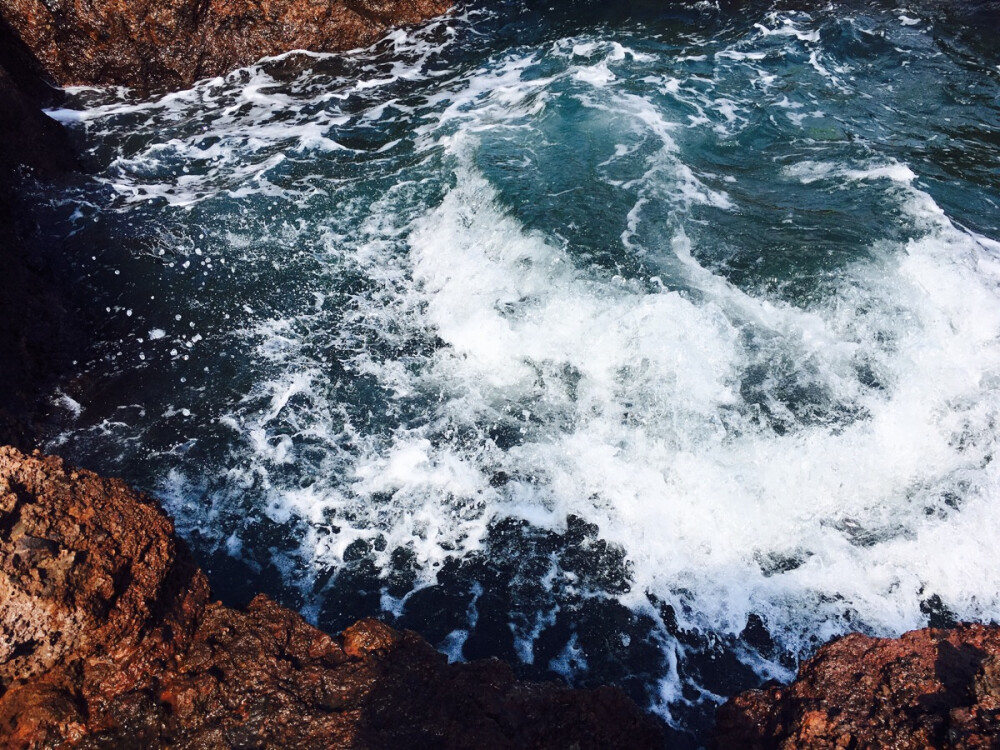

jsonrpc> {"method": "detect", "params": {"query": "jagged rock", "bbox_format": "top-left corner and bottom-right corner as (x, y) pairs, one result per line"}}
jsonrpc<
(0, 0), (450, 93)
(713, 624), (1000, 749)
(0, 447), (664, 749)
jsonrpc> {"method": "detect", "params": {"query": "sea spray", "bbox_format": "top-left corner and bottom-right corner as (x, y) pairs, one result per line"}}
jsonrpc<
(38, 0), (1000, 739)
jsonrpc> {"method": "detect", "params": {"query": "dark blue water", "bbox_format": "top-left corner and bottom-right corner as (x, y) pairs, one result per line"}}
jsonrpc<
(34, 0), (1000, 743)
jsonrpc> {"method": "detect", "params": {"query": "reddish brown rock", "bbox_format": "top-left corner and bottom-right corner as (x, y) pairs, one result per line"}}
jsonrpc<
(0, 447), (209, 747)
(0, 0), (450, 93)
(713, 624), (1000, 750)
(0, 447), (664, 749)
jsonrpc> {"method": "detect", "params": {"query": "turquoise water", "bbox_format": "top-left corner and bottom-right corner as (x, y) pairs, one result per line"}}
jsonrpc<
(38, 0), (1000, 742)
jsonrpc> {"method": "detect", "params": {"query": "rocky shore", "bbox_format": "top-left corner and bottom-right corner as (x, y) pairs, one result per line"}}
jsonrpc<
(0, 446), (664, 747)
(0, 2), (669, 747)
(1, 0), (999, 747)
(713, 625), (1000, 749)
(0, 0), (451, 92)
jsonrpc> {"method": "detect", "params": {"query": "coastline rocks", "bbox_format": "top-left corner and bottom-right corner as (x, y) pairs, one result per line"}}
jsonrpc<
(0, 0), (450, 93)
(0, 57), (77, 451)
(0, 447), (664, 748)
(712, 624), (1000, 749)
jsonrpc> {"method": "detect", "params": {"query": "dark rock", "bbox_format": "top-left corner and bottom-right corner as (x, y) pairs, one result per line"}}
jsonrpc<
(0, 55), (78, 451)
(0, 0), (451, 93)
(0, 68), (72, 179)
(0, 447), (665, 749)
(713, 624), (1000, 749)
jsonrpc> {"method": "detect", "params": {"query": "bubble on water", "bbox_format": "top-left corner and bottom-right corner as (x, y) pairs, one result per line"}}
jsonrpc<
(41, 1), (1000, 734)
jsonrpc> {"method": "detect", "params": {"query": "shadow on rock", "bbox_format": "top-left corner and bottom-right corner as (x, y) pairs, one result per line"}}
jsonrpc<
(0, 447), (664, 749)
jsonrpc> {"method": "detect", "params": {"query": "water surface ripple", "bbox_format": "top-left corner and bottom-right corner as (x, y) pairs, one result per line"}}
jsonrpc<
(38, 0), (1000, 742)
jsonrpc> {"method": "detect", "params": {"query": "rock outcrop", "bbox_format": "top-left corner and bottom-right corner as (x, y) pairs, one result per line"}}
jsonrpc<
(713, 624), (1000, 749)
(0, 37), (78, 451)
(0, 446), (664, 748)
(0, 0), (450, 93)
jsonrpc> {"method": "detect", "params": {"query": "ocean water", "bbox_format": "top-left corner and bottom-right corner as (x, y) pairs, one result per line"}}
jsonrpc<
(36, 0), (1000, 742)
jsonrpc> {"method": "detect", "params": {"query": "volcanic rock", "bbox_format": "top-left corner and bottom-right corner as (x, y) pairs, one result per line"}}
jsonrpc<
(0, 446), (664, 749)
(713, 624), (1000, 749)
(0, 0), (450, 93)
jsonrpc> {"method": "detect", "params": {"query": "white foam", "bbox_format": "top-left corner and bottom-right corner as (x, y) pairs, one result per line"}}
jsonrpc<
(52, 390), (84, 417)
(754, 13), (821, 43)
(211, 139), (1000, 666)
(321, 155), (1000, 668)
(47, 4), (1000, 723)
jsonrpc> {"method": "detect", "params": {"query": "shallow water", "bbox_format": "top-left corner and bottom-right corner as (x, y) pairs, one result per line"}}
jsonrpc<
(36, 0), (1000, 742)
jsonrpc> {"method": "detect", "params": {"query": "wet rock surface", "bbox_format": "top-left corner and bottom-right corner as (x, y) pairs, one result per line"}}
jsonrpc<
(0, 0), (450, 93)
(0, 447), (664, 749)
(0, 45), (78, 452)
(713, 624), (1000, 749)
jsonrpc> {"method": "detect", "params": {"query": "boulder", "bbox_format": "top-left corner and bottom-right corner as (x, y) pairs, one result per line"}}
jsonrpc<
(713, 624), (1000, 749)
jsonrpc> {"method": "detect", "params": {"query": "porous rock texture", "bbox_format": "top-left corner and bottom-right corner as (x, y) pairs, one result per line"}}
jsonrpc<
(0, 0), (450, 92)
(713, 624), (1000, 749)
(0, 446), (664, 749)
